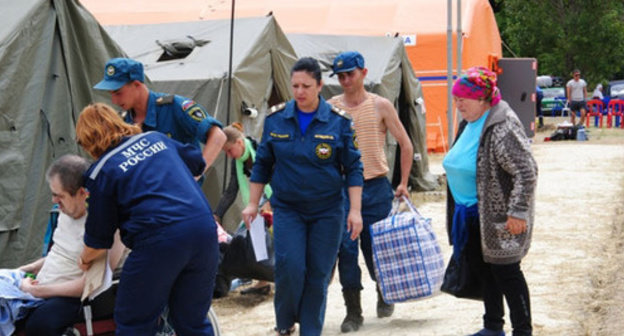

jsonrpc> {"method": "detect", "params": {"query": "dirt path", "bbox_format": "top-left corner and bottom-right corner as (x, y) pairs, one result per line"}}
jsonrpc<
(212, 128), (624, 336)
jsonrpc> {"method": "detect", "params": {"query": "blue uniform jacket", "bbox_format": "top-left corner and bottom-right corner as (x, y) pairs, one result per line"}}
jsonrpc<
(251, 97), (363, 210)
(83, 132), (213, 249)
(124, 91), (223, 148)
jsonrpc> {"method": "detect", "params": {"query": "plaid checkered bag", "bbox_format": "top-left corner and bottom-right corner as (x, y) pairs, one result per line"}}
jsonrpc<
(371, 196), (445, 303)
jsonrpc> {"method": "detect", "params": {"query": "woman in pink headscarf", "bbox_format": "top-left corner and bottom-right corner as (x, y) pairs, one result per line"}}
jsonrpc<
(443, 67), (538, 336)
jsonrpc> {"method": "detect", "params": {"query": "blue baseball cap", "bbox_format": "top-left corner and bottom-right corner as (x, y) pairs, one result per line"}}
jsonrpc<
(330, 51), (365, 77)
(93, 58), (145, 91)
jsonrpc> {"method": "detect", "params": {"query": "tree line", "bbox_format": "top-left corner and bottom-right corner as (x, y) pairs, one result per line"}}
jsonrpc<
(491, 0), (624, 89)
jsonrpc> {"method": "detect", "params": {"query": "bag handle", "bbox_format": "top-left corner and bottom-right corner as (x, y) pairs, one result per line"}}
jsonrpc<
(390, 195), (423, 218)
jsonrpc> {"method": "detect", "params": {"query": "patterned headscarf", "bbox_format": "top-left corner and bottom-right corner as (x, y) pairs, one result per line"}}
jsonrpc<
(452, 66), (502, 106)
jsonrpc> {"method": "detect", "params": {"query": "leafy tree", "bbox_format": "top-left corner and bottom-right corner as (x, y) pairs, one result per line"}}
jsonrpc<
(495, 0), (624, 89)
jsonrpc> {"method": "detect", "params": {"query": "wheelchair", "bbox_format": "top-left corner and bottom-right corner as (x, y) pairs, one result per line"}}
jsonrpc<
(17, 206), (222, 336)
(63, 303), (221, 336)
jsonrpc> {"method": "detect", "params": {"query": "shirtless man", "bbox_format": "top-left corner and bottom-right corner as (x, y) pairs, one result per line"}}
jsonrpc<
(328, 51), (413, 333)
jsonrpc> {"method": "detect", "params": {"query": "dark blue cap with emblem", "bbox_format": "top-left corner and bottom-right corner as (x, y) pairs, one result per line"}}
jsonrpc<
(330, 51), (365, 77)
(93, 58), (145, 91)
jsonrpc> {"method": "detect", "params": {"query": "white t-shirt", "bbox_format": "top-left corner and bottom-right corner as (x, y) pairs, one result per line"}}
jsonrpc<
(592, 87), (604, 100)
(36, 213), (85, 285)
(566, 79), (587, 101)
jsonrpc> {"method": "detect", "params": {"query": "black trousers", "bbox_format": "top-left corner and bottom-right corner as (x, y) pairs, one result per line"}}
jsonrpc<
(464, 213), (532, 336)
(23, 297), (82, 336)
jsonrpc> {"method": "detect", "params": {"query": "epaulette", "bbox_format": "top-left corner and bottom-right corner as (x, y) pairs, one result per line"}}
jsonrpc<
(156, 95), (175, 105)
(331, 106), (351, 120)
(268, 102), (286, 115)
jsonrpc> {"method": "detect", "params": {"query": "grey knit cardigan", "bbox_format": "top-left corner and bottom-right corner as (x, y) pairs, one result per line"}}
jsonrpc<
(446, 100), (538, 264)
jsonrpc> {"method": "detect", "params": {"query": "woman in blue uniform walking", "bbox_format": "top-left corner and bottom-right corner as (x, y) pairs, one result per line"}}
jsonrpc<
(242, 57), (364, 336)
(75, 103), (218, 336)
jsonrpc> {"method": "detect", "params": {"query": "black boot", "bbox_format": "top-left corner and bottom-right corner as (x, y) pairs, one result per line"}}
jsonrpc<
(340, 290), (364, 333)
(376, 286), (394, 318)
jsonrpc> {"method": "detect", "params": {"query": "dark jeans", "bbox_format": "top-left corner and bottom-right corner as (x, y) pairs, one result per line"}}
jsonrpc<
(338, 177), (393, 291)
(464, 212), (532, 336)
(22, 297), (82, 336)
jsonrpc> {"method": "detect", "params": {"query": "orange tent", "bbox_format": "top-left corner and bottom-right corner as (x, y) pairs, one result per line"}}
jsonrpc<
(81, 0), (502, 152)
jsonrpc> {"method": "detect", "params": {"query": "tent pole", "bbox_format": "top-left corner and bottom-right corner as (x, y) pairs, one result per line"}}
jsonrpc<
(456, 0), (462, 79)
(223, 0), (236, 192)
(446, 0), (454, 148)
(454, 0), (462, 142)
(226, 0), (235, 125)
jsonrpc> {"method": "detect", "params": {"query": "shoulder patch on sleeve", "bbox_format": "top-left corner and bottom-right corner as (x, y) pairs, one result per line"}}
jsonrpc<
(331, 106), (351, 120)
(187, 106), (208, 122)
(268, 102), (286, 115)
(156, 95), (175, 106)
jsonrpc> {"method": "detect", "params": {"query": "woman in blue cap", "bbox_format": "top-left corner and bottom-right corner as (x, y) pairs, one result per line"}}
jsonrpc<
(76, 103), (218, 335)
(242, 57), (364, 336)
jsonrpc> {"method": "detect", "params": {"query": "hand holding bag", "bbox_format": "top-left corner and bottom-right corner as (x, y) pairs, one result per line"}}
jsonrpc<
(371, 196), (445, 303)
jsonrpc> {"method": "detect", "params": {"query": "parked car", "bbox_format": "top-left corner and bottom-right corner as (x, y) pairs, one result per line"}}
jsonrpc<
(607, 80), (624, 99)
(541, 86), (567, 115)
(550, 76), (564, 87)
(537, 75), (564, 88)
(537, 75), (552, 88)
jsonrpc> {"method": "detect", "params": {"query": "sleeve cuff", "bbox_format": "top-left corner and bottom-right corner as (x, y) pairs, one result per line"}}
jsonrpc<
(84, 233), (114, 250)
(197, 117), (224, 143)
(346, 174), (364, 187)
(507, 209), (530, 221)
(250, 174), (270, 185)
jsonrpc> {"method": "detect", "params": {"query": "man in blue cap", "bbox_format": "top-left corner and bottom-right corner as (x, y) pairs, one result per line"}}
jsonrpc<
(93, 57), (226, 178)
(328, 51), (414, 333)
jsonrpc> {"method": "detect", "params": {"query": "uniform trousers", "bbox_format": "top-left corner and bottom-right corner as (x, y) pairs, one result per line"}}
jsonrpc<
(272, 202), (344, 336)
(115, 216), (218, 336)
(337, 177), (393, 291)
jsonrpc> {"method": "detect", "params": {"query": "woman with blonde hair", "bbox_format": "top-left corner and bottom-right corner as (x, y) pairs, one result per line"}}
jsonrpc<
(215, 122), (272, 224)
(76, 103), (219, 335)
(215, 122), (273, 295)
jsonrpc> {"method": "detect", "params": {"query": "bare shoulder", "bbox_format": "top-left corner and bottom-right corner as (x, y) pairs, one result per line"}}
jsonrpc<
(372, 94), (397, 118)
(327, 94), (342, 105)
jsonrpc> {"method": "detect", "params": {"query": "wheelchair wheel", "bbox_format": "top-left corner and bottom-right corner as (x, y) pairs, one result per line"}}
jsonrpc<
(207, 307), (221, 336)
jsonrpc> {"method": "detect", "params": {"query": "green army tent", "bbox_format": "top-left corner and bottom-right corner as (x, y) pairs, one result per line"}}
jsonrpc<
(0, 0), (125, 267)
(287, 34), (438, 191)
(104, 16), (297, 232)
